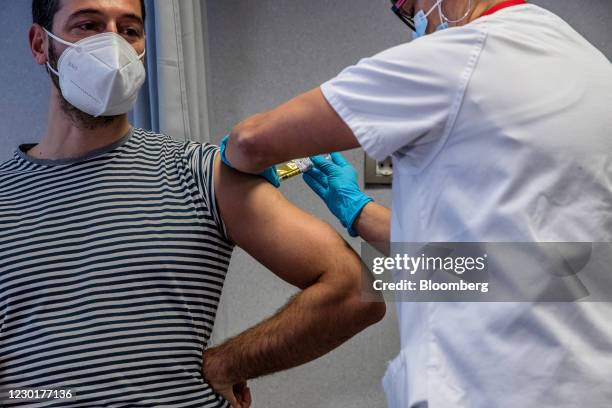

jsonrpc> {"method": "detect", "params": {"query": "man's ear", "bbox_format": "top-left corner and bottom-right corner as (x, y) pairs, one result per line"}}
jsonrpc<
(29, 24), (49, 65)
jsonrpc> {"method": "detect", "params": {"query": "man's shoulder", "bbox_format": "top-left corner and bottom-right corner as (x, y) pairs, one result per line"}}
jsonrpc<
(0, 157), (16, 170)
(133, 127), (175, 146)
(0, 155), (20, 177)
(134, 128), (218, 153)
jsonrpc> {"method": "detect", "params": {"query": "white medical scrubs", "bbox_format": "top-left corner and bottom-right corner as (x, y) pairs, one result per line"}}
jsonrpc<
(321, 1), (612, 407)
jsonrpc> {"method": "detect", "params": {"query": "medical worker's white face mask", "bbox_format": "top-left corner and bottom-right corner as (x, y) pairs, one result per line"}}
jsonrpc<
(44, 29), (146, 117)
(412, 0), (472, 40)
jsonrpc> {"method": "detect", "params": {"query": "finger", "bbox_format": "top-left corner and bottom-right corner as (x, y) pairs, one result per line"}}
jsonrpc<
(304, 167), (329, 188)
(234, 382), (247, 397)
(236, 383), (252, 408)
(259, 166), (280, 188)
(234, 382), (249, 407)
(303, 173), (327, 199)
(330, 152), (350, 167)
(220, 388), (240, 408)
(243, 387), (252, 408)
(310, 155), (337, 174)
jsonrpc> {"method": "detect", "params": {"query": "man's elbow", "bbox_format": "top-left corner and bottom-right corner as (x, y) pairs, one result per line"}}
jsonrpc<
(325, 254), (387, 331)
(351, 294), (387, 329)
(339, 285), (386, 332)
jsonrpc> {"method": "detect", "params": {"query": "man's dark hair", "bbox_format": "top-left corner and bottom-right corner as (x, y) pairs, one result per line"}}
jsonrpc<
(32, 0), (146, 31)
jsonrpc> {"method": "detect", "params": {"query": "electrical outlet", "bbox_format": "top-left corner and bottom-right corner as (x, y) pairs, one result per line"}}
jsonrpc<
(376, 157), (393, 176)
(364, 154), (392, 186)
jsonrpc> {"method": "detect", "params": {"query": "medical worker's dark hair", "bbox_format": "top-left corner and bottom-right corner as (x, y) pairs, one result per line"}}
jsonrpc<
(32, 0), (146, 31)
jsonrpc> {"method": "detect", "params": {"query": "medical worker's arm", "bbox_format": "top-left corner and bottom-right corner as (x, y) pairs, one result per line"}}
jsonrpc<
(224, 88), (358, 174)
(353, 203), (391, 254)
(202, 154), (386, 405)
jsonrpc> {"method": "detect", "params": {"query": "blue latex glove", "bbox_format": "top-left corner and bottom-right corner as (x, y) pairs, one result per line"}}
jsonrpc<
(303, 153), (374, 237)
(219, 135), (280, 188)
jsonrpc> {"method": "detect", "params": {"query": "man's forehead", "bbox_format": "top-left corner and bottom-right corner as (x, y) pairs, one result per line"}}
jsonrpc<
(56, 0), (143, 20)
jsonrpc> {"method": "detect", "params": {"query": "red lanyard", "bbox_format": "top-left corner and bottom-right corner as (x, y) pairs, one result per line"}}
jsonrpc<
(482, 0), (527, 17)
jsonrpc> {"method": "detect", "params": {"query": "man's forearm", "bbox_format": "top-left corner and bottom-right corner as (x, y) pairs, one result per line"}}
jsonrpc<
(203, 266), (385, 384)
(354, 202), (391, 255)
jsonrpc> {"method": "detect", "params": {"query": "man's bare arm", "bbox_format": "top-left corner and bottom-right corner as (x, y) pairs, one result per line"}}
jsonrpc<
(203, 155), (385, 396)
(225, 88), (359, 173)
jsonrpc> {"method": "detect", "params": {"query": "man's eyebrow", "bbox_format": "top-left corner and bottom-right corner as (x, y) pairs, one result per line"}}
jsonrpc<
(66, 8), (144, 26)
(119, 13), (144, 26)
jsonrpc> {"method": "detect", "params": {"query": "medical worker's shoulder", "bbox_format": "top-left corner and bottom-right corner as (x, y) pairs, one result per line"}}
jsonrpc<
(318, 24), (490, 162)
(372, 23), (488, 78)
(322, 23), (490, 113)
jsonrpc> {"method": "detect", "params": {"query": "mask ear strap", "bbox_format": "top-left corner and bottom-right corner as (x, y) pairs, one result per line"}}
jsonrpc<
(43, 29), (69, 77)
(424, 0), (444, 18)
(43, 28), (75, 48)
(437, 1), (444, 25)
(46, 62), (60, 76)
(138, 35), (147, 59)
(440, 0), (473, 24)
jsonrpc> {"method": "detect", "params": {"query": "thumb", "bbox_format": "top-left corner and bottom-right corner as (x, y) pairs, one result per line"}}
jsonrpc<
(310, 155), (336, 175)
(259, 166), (280, 188)
(304, 167), (329, 188)
(330, 152), (350, 167)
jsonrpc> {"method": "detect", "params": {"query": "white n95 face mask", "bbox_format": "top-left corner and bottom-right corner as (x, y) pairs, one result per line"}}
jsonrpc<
(44, 29), (146, 117)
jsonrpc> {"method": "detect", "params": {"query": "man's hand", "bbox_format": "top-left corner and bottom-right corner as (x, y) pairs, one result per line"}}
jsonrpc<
(203, 348), (252, 408)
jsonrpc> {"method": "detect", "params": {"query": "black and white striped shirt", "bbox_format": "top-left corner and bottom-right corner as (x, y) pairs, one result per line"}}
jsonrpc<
(0, 128), (234, 408)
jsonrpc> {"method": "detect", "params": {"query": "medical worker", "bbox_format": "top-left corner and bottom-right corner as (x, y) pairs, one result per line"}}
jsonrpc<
(220, 0), (612, 407)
